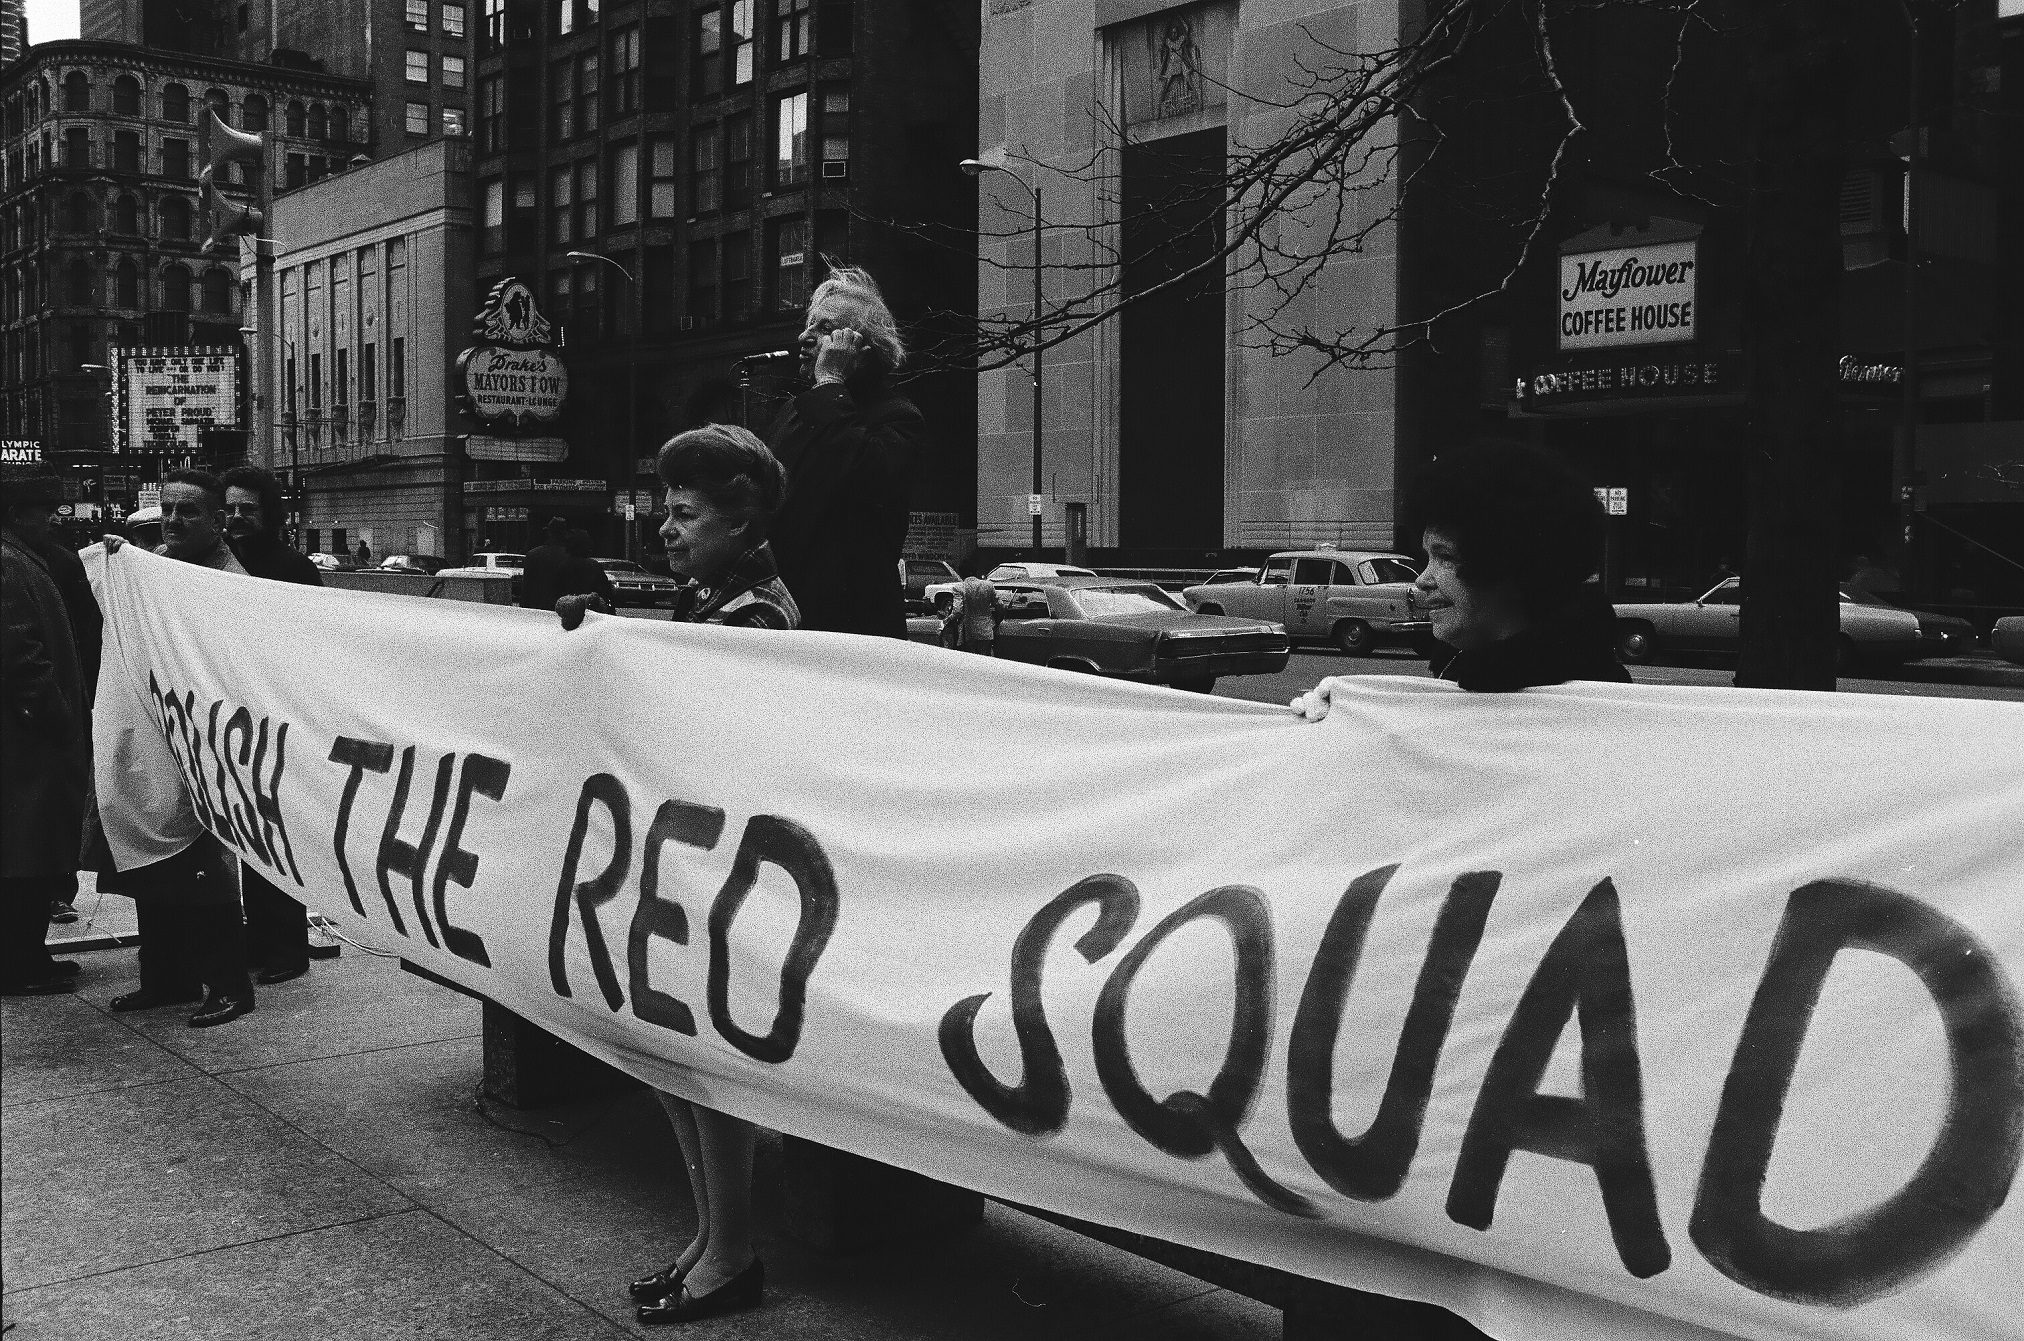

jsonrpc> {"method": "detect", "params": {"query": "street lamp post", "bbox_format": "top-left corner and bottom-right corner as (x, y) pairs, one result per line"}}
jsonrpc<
(960, 157), (1044, 555)
(567, 249), (640, 561)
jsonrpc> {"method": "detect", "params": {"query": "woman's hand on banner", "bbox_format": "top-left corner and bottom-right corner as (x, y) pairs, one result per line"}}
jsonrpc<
(102, 534), (125, 554)
(557, 593), (613, 630)
(1290, 678), (1350, 722)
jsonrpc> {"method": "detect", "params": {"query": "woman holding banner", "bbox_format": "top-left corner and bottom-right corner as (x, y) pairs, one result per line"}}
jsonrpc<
(1295, 440), (1627, 713)
(557, 424), (795, 1326)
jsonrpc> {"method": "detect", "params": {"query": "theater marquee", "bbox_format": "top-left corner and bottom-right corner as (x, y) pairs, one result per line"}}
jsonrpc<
(1558, 239), (1699, 351)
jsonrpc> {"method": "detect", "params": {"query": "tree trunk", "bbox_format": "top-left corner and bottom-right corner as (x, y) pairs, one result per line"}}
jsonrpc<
(1735, 0), (1848, 690)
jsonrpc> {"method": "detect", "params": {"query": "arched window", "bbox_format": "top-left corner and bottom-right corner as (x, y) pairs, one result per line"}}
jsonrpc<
(205, 88), (229, 125)
(116, 259), (139, 307)
(62, 190), (97, 233)
(67, 257), (94, 304)
(330, 106), (350, 143)
(113, 75), (141, 116)
(63, 71), (90, 112)
(161, 264), (192, 311)
(162, 83), (190, 123)
(308, 104), (328, 140)
(159, 195), (192, 241)
(242, 93), (269, 131)
(113, 193), (140, 234)
(201, 268), (233, 313)
(286, 100), (306, 136)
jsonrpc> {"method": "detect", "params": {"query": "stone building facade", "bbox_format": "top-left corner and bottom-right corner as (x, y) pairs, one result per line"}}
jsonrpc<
(1, 40), (369, 470)
(256, 136), (475, 563)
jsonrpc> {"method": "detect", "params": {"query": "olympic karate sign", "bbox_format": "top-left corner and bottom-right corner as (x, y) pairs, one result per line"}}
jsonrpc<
(86, 546), (2023, 1341)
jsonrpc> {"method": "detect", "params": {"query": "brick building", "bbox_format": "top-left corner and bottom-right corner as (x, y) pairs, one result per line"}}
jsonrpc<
(468, 0), (979, 559)
(1, 40), (369, 477)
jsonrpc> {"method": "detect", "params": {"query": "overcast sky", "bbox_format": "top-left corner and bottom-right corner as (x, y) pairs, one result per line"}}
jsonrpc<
(27, 0), (82, 43)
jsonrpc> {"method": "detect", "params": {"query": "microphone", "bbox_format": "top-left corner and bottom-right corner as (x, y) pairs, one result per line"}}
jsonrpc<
(737, 348), (799, 365)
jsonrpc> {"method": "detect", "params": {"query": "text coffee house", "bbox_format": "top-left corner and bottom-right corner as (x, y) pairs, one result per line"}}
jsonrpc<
(1504, 213), (2011, 607)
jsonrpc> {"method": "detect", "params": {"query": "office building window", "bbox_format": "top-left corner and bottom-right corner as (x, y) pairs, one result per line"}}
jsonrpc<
(723, 230), (752, 320)
(649, 136), (677, 217)
(610, 26), (639, 116)
(362, 342), (377, 401)
(113, 130), (139, 171)
(690, 124), (719, 214)
(551, 165), (573, 243)
(63, 127), (90, 168)
(550, 59), (574, 139)
(695, 8), (722, 97)
(771, 216), (810, 310)
(777, 0), (811, 62)
(570, 261), (599, 340)
(114, 193), (139, 233)
(286, 153), (307, 188)
(820, 84), (849, 174)
(406, 0), (429, 30)
(483, 0), (505, 50)
(644, 246), (674, 333)
(161, 264), (191, 311)
(162, 83), (190, 123)
(575, 158), (599, 240)
(406, 102), (429, 135)
(443, 55), (466, 89)
(773, 92), (807, 186)
(287, 100), (307, 136)
(406, 50), (430, 83)
(477, 75), (504, 151)
(725, 110), (754, 208)
(162, 137), (191, 180)
(611, 141), (638, 226)
(730, 1), (754, 84)
(308, 103), (329, 139)
(391, 336), (405, 398)
(442, 106), (466, 136)
(442, 1), (464, 35)
(513, 177), (537, 247)
(242, 93), (269, 131)
(554, 0), (573, 35)
(113, 75), (140, 115)
(576, 53), (600, 133)
(688, 238), (717, 325)
(116, 259), (138, 306)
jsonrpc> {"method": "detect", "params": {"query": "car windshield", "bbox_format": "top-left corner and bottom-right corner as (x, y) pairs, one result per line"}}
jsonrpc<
(1072, 586), (1183, 618)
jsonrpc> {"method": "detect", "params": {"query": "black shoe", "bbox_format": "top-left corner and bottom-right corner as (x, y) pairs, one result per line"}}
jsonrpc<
(636, 1259), (763, 1326)
(48, 901), (80, 924)
(256, 963), (309, 985)
(2, 975), (77, 996)
(50, 960), (81, 978)
(188, 994), (255, 1028)
(627, 1261), (692, 1304)
(110, 987), (204, 1012)
(307, 943), (341, 960)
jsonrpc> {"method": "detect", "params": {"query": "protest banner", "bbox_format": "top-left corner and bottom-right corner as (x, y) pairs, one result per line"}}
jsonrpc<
(86, 545), (2022, 1341)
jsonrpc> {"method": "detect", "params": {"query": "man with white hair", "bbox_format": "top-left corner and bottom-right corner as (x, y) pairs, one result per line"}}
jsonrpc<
(765, 264), (926, 638)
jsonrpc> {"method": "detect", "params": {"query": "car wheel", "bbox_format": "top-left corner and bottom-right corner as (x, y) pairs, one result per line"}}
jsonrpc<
(1615, 622), (1658, 665)
(1333, 620), (1374, 657)
(1172, 676), (1216, 693)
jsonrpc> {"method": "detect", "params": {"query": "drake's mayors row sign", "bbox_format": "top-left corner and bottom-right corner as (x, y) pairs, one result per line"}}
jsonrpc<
(1558, 240), (1699, 351)
(85, 545), (2023, 1341)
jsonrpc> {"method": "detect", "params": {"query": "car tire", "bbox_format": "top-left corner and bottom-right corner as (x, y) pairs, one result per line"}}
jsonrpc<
(1172, 676), (1216, 694)
(1615, 622), (1658, 665)
(1333, 620), (1375, 657)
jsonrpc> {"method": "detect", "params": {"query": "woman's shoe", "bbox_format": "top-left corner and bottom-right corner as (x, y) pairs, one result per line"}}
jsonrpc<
(636, 1258), (763, 1326)
(627, 1260), (691, 1304)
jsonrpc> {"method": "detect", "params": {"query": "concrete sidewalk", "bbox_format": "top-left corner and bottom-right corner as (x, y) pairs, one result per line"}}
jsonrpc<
(2, 936), (1278, 1341)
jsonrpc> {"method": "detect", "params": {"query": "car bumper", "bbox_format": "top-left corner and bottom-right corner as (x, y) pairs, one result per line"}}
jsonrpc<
(1136, 649), (1292, 682)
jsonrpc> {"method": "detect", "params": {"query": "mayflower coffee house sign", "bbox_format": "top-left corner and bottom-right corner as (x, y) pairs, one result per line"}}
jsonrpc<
(1559, 239), (1698, 351)
(456, 278), (570, 463)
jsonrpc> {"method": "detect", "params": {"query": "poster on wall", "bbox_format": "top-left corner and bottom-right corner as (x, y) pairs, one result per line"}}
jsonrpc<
(110, 347), (241, 454)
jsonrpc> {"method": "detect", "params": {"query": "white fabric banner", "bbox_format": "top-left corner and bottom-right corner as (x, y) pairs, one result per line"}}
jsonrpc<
(87, 545), (2024, 1341)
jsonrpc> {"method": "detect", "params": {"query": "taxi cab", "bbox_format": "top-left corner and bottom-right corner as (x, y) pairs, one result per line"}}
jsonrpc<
(1181, 546), (1430, 655)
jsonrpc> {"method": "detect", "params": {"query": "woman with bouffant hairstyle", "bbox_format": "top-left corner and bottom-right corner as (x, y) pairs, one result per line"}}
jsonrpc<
(555, 422), (794, 1326)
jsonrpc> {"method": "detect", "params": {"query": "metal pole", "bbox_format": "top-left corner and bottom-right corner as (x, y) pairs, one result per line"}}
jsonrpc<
(628, 291), (640, 562)
(1895, 13), (1921, 595)
(1031, 184), (1043, 556)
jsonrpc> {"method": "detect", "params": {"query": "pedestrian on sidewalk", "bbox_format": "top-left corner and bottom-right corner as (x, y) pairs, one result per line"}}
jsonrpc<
(518, 516), (572, 611)
(87, 470), (257, 1027)
(764, 263), (925, 639)
(1, 471), (88, 995)
(222, 465), (337, 981)
(558, 424), (794, 1327)
(957, 572), (999, 655)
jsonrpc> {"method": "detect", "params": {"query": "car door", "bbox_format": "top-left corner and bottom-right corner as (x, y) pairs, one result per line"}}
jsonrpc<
(1677, 581), (1742, 650)
(1288, 558), (1336, 638)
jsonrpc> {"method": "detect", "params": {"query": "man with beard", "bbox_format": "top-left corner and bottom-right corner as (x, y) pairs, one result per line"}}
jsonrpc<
(92, 469), (257, 1026)
(220, 466), (333, 983)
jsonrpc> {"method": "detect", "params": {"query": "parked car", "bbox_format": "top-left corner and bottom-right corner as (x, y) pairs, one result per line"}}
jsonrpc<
(308, 551), (357, 573)
(986, 562), (1097, 583)
(1992, 615), (2024, 666)
(595, 557), (685, 608)
(435, 551), (527, 600)
(378, 554), (448, 575)
(992, 577), (1290, 692)
(1182, 548), (1429, 656)
(899, 558), (961, 609)
(1612, 578), (1979, 669)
